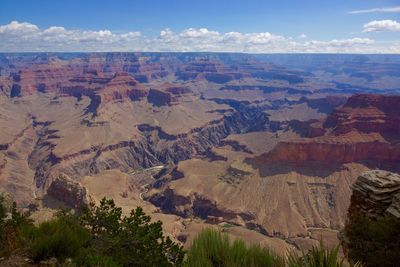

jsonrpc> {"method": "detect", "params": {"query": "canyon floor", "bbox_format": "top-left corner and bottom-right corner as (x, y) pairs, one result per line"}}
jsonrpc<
(0, 53), (399, 253)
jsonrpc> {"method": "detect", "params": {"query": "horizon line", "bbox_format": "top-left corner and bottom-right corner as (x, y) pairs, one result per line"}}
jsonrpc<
(1, 51), (400, 55)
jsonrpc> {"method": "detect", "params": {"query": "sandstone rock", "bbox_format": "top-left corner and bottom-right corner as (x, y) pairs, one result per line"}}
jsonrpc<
(254, 94), (400, 166)
(100, 72), (140, 102)
(46, 174), (89, 209)
(387, 193), (400, 218)
(348, 170), (400, 220)
(325, 94), (400, 135)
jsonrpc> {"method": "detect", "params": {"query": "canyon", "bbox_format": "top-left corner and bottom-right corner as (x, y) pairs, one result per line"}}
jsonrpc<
(0, 53), (399, 252)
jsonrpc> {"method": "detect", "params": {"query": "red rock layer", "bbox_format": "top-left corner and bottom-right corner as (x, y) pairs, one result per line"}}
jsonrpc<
(256, 94), (400, 165)
(325, 94), (400, 135)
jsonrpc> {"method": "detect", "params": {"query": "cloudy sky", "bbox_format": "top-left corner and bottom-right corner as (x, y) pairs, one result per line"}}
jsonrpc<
(0, 0), (399, 53)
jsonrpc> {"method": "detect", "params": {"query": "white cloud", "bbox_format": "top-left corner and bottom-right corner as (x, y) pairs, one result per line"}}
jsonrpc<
(160, 28), (173, 38)
(180, 28), (219, 38)
(121, 32), (141, 39)
(326, 38), (374, 46)
(0, 21), (142, 51)
(363, 20), (400, 32)
(0, 21), (398, 53)
(296, 38), (375, 53)
(299, 34), (307, 39)
(0, 20), (39, 34)
(246, 32), (285, 44)
(349, 6), (400, 14)
(43, 26), (66, 35)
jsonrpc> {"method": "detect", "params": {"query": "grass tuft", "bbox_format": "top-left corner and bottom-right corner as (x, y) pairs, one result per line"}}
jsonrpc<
(184, 228), (285, 267)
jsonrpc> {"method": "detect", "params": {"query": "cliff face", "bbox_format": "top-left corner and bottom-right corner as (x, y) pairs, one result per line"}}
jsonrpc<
(347, 170), (400, 221)
(100, 72), (141, 102)
(46, 174), (90, 209)
(263, 141), (400, 164)
(255, 94), (400, 168)
(340, 170), (400, 258)
(325, 94), (400, 135)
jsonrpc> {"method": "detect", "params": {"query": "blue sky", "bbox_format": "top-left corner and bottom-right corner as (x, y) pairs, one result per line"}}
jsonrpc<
(0, 0), (399, 52)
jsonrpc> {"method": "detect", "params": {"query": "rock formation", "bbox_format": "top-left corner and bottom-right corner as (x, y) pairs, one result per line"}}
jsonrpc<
(46, 174), (90, 209)
(347, 170), (400, 221)
(340, 170), (400, 258)
(253, 94), (400, 168)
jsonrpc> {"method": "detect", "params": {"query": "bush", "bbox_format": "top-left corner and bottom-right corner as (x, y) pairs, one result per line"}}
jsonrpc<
(1, 197), (184, 266)
(345, 215), (400, 267)
(78, 198), (185, 267)
(184, 228), (284, 267)
(0, 196), (34, 257)
(29, 211), (90, 262)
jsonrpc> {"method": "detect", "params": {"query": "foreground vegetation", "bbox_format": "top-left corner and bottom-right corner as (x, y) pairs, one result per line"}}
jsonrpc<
(0, 196), (184, 266)
(185, 228), (285, 267)
(0, 195), (393, 266)
(345, 215), (400, 267)
(185, 228), (363, 267)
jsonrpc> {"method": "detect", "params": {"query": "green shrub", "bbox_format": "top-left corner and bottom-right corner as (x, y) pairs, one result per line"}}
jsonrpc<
(77, 198), (185, 267)
(1, 197), (184, 266)
(29, 211), (90, 262)
(0, 196), (34, 257)
(184, 228), (284, 267)
(345, 215), (400, 267)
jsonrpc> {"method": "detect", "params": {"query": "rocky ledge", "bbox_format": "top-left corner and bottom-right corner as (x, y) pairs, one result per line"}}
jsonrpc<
(348, 170), (400, 220)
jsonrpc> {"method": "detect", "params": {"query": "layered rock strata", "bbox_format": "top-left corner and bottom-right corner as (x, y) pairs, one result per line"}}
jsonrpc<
(348, 170), (400, 220)
(254, 94), (400, 167)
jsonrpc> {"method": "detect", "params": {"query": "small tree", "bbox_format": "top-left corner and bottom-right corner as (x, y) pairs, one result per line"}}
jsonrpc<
(79, 198), (185, 267)
(0, 196), (33, 257)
